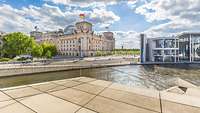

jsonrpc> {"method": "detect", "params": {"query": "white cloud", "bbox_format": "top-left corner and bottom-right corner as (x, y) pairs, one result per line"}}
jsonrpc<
(135, 0), (200, 37)
(0, 3), (120, 33)
(87, 8), (120, 28)
(113, 31), (140, 49)
(0, 4), (34, 33)
(46, 0), (136, 5)
(46, 0), (69, 5)
(127, 0), (138, 9)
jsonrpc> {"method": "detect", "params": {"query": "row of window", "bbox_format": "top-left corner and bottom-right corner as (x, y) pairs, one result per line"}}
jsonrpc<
(61, 52), (79, 56)
(59, 40), (76, 44)
(155, 39), (177, 48)
(60, 52), (95, 57)
(59, 48), (102, 51)
(60, 44), (76, 48)
(153, 50), (178, 56)
(59, 48), (77, 51)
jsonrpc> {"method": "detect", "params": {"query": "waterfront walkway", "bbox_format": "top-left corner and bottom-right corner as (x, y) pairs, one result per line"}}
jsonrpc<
(0, 77), (200, 113)
(0, 58), (134, 77)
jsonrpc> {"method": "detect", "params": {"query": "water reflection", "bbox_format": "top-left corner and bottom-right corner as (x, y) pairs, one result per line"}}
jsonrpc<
(0, 65), (200, 90)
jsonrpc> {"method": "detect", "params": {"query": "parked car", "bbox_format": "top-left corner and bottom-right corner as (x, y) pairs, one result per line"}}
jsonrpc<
(14, 55), (33, 61)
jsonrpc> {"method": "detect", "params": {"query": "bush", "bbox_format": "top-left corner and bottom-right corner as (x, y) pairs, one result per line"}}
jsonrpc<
(41, 42), (57, 58)
(0, 58), (11, 62)
(45, 50), (52, 59)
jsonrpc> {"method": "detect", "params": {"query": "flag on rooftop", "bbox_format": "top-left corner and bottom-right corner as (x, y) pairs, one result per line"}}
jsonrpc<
(79, 14), (85, 19)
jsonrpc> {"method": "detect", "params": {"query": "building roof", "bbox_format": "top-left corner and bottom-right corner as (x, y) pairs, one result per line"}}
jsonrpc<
(148, 37), (175, 40)
(145, 32), (200, 41)
(175, 32), (200, 38)
(75, 21), (92, 26)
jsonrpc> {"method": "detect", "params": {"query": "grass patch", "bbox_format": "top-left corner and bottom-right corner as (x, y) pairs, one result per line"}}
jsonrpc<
(0, 58), (11, 62)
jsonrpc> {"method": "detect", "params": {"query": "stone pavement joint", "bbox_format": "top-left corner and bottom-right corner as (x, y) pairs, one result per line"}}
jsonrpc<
(159, 92), (163, 113)
(0, 90), (37, 113)
(74, 79), (113, 113)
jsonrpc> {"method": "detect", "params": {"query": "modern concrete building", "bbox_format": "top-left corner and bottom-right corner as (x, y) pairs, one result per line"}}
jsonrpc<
(30, 21), (115, 57)
(141, 32), (200, 63)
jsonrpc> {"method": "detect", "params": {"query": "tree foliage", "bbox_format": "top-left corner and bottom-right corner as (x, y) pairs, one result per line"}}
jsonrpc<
(1, 32), (57, 59)
(32, 43), (43, 57)
(45, 50), (52, 59)
(2, 32), (34, 58)
(41, 42), (57, 58)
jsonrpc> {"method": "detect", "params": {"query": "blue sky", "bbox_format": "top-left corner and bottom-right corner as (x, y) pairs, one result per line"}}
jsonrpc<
(0, 0), (200, 48)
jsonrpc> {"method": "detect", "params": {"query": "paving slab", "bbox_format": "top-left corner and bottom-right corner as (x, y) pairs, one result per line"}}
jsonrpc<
(73, 83), (105, 95)
(74, 77), (96, 83)
(19, 93), (80, 113)
(89, 80), (112, 87)
(0, 100), (35, 113)
(31, 82), (66, 92)
(51, 79), (72, 85)
(51, 88), (96, 106)
(76, 108), (97, 113)
(109, 83), (160, 98)
(62, 80), (83, 88)
(85, 96), (157, 113)
(162, 100), (200, 113)
(1, 77), (199, 113)
(0, 92), (11, 102)
(161, 91), (200, 113)
(68, 77), (82, 81)
(3, 87), (41, 99)
(0, 85), (29, 91)
(100, 88), (161, 112)
(186, 87), (200, 97)
(161, 91), (200, 108)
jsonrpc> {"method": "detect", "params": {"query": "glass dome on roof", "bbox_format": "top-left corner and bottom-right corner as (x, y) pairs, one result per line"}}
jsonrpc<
(64, 25), (75, 35)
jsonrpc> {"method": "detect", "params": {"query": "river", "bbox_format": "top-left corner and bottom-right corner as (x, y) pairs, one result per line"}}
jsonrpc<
(1, 65), (200, 90)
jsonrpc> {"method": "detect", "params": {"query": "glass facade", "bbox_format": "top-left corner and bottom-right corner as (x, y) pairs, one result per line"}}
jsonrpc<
(155, 40), (164, 48)
(178, 35), (190, 62)
(164, 39), (175, 48)
(191, 34), (200, 61)
(153, 38), (178, 62)
(177, 34), (200, 62)
(143, 33), (200, 63)
(155, 34), (200, 62)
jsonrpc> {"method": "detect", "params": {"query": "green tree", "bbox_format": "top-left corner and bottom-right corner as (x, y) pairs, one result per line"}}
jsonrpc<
(41, 42), (57, 58)
(95, 51), (102, 56)
(45, 50), (52, 59)
(2, 32), (35, 58)
(32, 44), (43, 57)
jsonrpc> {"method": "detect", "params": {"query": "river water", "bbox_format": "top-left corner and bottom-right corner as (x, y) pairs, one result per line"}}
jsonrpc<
(0, 65), (200, 90)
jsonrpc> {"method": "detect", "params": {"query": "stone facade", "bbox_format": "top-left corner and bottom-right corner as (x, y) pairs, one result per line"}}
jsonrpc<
(30, 21), (115, 57)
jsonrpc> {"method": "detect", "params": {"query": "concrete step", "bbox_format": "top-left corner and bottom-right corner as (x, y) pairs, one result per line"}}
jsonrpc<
(174, 78), (197, 88)
(186, 87), (200, 97)
(165, 86), (185, 94)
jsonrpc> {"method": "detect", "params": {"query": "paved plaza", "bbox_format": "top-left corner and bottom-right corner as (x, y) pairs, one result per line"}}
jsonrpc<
(0, 77), (200, 113)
